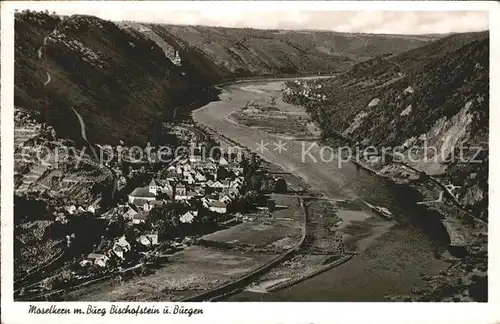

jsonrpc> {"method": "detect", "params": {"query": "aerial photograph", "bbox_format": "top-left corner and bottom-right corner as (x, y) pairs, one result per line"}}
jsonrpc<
(13, 8), (488, 302)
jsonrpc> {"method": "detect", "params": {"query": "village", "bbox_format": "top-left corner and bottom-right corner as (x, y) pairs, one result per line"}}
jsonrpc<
(14, 117), (292, 300)
(77, 139), (250, 268)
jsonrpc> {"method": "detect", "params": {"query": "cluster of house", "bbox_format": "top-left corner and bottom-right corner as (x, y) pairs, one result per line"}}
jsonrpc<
(64, 197), (102, 216)
(282, 80), (327, 102)
(72, 148), (247, 269)
(81, 233), (159, 268)
(65, 204), (99, 215)
(123, 154), (246, 225)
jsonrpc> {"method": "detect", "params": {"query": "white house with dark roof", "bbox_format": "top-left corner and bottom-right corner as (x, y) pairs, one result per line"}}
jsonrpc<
(183, 163), (193, 172)
(175, 183), (188, 201)
(132, 211), (149, 224)
(184, 173), (195, 185)
(87, 253), (109, 267)
(112, 236), (131, 259)
(123, 207), (138, 221)
(180, 210), (198, 224)
(195, 185), (205, 196)
(173, 51), (182, 66)
(128, 179), (158, 204)
(204, 163), (217, 172)
(138, 232), (159, 247)
(189, 155), (202, 163)
(208, 200), (227, 214)
(230, 177), (244, 189)
(220, 194), (233, 204)
(166, 171), (182, 183)
(195, 171), (206, 182)
(210, 180), (225, 190)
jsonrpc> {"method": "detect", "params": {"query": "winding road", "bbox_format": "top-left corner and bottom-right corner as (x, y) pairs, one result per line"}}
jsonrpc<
(69, 107), (117, 199)
(70, 108), (100, 162)
(38, 26), (117, 199)
(417, 191), (444, 205)
(38, 28), (96, 161)
(43, 72), (51, 86)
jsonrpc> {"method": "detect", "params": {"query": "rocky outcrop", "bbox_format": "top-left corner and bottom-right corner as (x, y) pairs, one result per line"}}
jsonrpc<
(131, 24), (437, 77)
(283, 31), (489, 219)
(15, 11), (439, 146)
(15, 11), (221, 145)
(282, 30), (489, 302)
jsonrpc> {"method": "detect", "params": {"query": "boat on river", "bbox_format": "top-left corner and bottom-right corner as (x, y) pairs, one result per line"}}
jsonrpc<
(364, 202), (393, 220)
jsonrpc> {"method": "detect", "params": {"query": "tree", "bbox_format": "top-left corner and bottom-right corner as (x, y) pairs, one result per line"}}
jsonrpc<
(97, 238), (113, 253)
(205, 137), (221, 160)
(261, 178), (275, 193)
(270, 96), (277, 107)
(236, 190), (257, 213)
(249, 174), (263, 192)
(217, 166), (232, 180)
(120, 164), (130, 176)
(148, 202), (187, 238)
(153, 191), (169, 201)
(106, 214), (126, 237)
(201, 215), (211, 225)
(267, 199), (276, 212)
(168, 215), (180, 228)
(124, 226), (139, 243)
(274, 178), (287, 193)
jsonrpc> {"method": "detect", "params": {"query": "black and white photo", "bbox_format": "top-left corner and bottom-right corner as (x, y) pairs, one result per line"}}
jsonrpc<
(1, 1), (498, 323)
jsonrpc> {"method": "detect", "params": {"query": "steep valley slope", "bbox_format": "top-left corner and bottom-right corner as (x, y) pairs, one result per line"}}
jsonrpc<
(122, 22), (438, 78)
(15, 12), (437, 146)
(12, 11), (489, 302)
(283, 31), (489, 220)
(15, 11), (223, 146)
(282, 31), (489, 301)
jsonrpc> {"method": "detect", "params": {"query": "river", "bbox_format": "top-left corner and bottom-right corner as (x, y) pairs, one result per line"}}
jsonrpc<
(193, 80), (450, 301)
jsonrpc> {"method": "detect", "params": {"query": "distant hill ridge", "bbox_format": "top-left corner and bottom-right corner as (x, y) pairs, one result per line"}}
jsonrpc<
(16, 10), (436, 145)
(283, 30), (489, 218)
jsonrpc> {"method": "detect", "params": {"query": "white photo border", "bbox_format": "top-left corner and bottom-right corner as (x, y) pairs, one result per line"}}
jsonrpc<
(1, 1), (499, 324)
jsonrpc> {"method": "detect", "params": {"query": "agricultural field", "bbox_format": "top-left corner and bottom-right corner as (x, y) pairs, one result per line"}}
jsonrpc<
(229, 83), (319, 139)
(14, 220), (65, 279)
(200, 194), (304, 251)
(65, 246), (274, 301)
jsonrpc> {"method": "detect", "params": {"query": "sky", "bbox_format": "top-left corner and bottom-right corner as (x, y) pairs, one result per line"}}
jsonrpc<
(14, 3), (489, 35)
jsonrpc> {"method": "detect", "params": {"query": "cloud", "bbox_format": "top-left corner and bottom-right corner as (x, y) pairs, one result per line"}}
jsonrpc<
(22, 6), (489, 35)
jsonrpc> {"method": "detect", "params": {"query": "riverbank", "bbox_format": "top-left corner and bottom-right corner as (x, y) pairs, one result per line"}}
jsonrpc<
(283, 98), (488, 301)
(193, 79), (453, 301)
(173, 74), (337, 122)
(185, 119), (366, 300)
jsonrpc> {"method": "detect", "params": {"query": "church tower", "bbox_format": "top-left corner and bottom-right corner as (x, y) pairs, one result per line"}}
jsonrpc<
(148, 179), (158, 196)
(173, 51), (181, 66)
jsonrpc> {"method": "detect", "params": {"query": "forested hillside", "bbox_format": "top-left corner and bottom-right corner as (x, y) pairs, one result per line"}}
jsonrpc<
(125, 22), (437, 77)
(15, 11), (437, 145)
(15, 12), (220, 145)
(283, 31), (489, 219)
